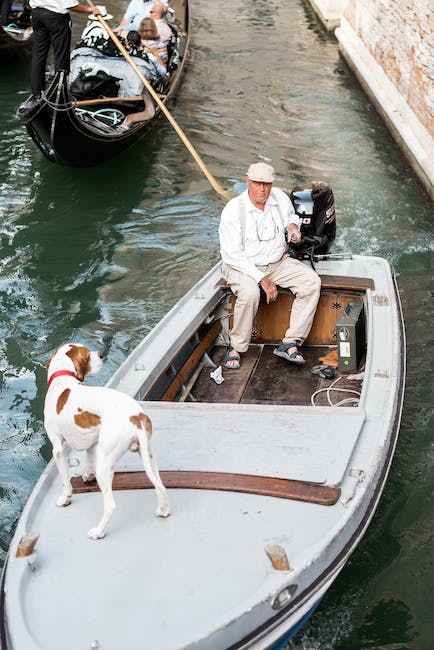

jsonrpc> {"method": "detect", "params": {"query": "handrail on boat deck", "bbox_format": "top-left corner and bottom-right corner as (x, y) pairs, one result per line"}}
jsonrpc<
(71, 470), (341, 506)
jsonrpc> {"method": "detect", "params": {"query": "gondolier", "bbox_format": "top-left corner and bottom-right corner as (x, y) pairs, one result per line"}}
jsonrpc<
(219, 162), (321, 369)
(19, 0), (101, 114)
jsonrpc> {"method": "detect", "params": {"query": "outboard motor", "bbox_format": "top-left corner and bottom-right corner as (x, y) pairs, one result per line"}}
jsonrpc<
(288, 182), (336, 260)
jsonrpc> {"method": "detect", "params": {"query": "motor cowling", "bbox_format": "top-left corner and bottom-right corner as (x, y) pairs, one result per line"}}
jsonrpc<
(288, 182), (336, 258)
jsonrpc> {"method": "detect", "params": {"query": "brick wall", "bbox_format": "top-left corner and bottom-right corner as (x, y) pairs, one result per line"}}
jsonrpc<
(342, 0), (433, 138)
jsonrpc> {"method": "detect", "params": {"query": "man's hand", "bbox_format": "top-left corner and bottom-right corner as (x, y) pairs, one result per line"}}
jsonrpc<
(73, 3), (102, 15)
(259, 276), (278, 304)
(113, 18), (128, 34)
(287, 224), (301, 244)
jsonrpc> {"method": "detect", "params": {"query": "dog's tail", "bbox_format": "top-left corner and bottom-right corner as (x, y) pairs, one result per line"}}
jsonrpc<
(129, 412), (152, 452)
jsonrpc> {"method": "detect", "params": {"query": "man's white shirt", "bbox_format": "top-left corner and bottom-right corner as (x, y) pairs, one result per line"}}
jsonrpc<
(30, 0), (79, 13)
(219, 187), (300, 283)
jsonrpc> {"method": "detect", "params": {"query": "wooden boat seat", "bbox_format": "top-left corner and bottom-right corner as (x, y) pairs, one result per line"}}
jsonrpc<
(71, 470), (341, 506)
(218, 274), (375, 293)
(219, 274), (373, 346)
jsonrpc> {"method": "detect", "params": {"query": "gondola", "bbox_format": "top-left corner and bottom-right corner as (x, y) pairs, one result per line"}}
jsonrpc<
(17, 0), (189, 166)
(0, 1), (32, 58)
(0, 186), (406, 648)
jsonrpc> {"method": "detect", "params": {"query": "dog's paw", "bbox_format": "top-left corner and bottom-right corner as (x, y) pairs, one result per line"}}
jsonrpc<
(88, 527), (105, 540)
(82, 472), (96, 483)
(56, 495), (72, 507)
(155, 504), (170, 518)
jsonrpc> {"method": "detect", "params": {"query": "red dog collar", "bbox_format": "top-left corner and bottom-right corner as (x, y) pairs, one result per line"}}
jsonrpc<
(47, 370), (77, 390)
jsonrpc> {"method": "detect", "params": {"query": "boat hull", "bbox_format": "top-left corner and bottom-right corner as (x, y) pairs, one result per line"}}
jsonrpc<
(0, 255), (405, 649)
(0, 26), (32, 58)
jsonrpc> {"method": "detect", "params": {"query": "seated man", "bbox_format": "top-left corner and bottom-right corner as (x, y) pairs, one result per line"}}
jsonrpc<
(114, 0), (168, 36)
(218, 162), (321, 369)
(149, 3), (172, 50)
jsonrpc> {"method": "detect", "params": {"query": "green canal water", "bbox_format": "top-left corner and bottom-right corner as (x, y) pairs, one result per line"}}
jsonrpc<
(0, 1), (433, 647)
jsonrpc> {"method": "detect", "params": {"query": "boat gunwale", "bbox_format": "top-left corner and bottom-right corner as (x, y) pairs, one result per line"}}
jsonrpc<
(0, 20), (33, 52)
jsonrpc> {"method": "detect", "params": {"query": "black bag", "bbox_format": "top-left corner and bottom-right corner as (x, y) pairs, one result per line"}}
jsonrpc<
(70, 69), (121, 100)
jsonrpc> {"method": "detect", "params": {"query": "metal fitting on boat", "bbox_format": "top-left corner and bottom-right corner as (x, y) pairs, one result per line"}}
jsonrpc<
(271, 584), (298, 610)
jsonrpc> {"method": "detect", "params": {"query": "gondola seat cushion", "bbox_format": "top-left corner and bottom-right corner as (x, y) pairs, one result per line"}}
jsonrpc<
(70, 46), (161, 96)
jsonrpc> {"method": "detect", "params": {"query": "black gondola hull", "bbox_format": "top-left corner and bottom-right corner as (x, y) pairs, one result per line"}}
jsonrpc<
(0, 26), (32, 58)
(18, 0), (189, 166)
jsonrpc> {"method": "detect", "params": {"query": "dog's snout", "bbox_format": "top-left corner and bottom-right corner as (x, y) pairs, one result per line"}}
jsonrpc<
(98, 352), (104, 359)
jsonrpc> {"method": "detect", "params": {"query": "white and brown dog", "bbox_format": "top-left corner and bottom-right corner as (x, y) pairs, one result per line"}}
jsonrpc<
(44, 343), (170, 539)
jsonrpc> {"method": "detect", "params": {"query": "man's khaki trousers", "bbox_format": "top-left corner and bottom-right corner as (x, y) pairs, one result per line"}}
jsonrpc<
(222, 255), (321, 353)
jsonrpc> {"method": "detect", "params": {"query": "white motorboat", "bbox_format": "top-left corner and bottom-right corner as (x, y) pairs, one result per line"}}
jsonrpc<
(0, 186), (405, 649)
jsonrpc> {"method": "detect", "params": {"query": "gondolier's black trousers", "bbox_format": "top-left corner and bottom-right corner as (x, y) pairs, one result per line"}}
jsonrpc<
(31, 7), (72, 96)
(0, 0), (10, 26)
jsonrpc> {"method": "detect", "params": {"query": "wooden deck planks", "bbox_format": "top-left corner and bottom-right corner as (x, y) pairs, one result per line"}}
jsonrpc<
(191, 344), (332, 405)
(241, 345), (329, 405)
(192, 346), (261, 403)
(71, 470), (341, 506)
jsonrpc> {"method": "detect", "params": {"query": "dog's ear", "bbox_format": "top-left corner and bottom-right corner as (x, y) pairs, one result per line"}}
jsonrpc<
(66, 345), (91, 382)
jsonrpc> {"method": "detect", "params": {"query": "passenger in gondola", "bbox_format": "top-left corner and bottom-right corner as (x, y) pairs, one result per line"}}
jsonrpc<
(126, 28), (166, 75)
(18, 0), (101, 114)
(125, 28), (142, 53)
(1, 0), (33, 36)
(113, 0), (168, 37)
(149, 3), (172, 51)
(137, 16), (167, 64)
(118, 28), (165, 131)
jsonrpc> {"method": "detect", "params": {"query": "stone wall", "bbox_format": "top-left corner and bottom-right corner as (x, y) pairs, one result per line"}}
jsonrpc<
(306, 0), (343, 31)
(306, 0), (433, 197)
(342, 0), (433, 138)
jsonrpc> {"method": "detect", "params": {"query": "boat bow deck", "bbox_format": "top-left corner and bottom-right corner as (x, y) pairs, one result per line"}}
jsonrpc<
(79, 402), (366, 488)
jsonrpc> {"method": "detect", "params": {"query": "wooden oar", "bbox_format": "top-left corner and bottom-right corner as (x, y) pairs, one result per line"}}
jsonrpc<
(75, 95), (143, 106)
(75, 93), (167, 107)
(85, 1), (232, 200)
